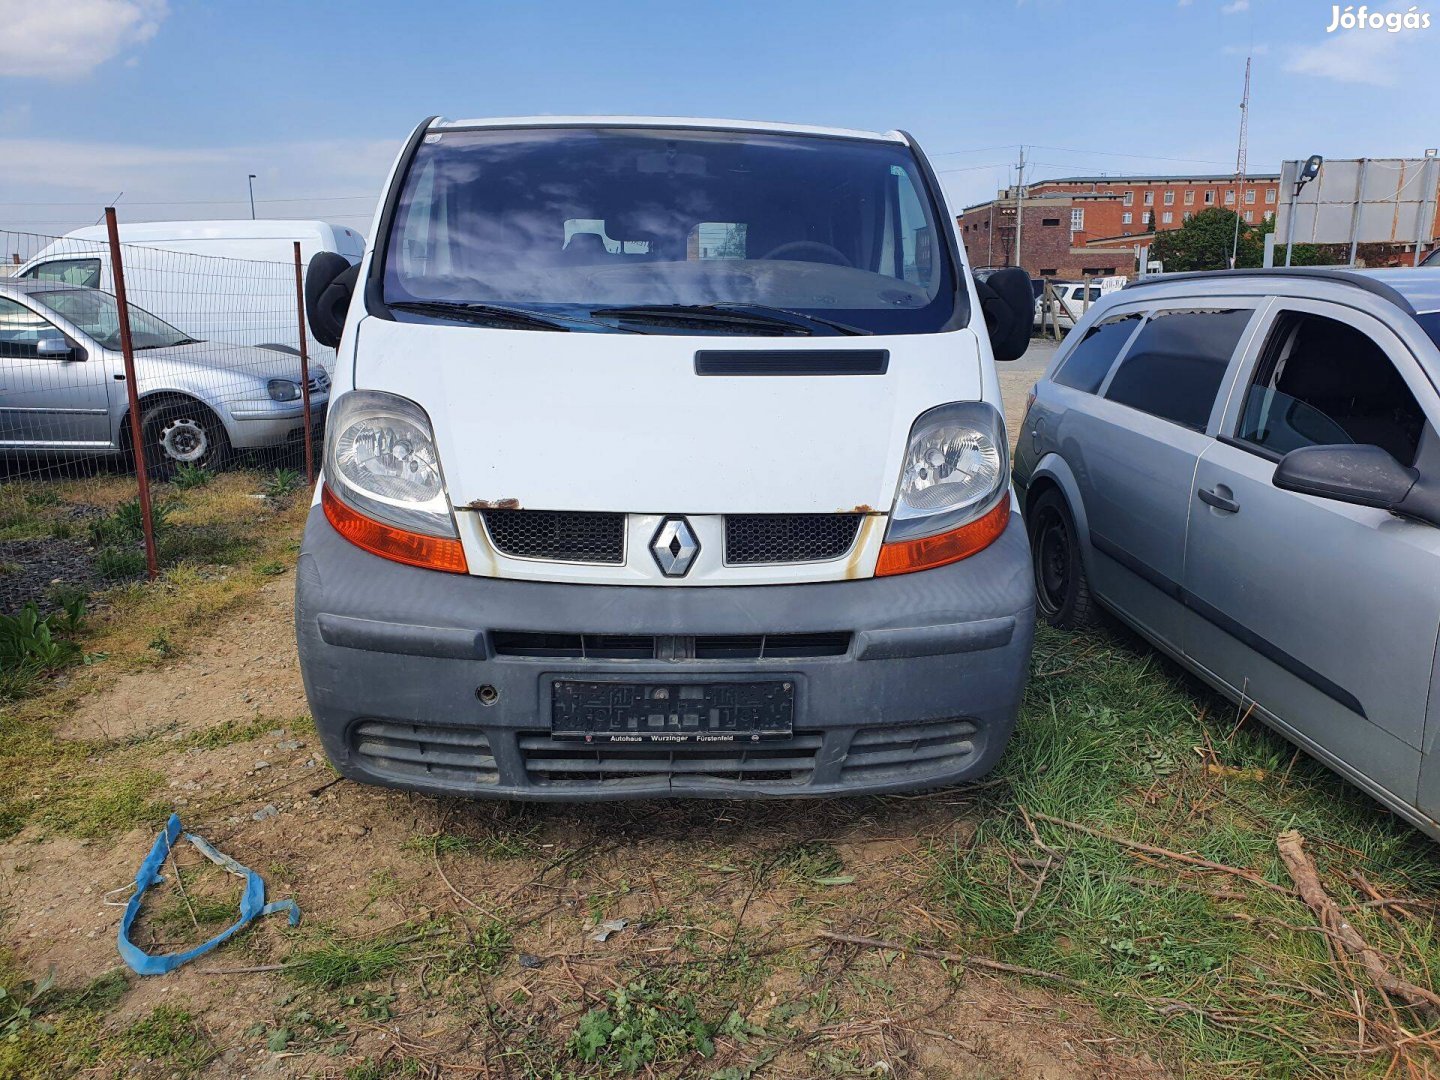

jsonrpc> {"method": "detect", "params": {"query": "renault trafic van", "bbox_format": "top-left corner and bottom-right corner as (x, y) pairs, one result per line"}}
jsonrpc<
(295, 116), (1036, 800)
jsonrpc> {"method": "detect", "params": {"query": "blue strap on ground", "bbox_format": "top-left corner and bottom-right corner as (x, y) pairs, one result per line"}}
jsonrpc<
(118, 813), (301, 976)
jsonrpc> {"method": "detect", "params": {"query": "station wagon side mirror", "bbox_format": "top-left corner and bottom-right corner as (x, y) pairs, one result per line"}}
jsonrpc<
(974, 267), (1032, 363)
(304, 251), (359, 349)
(1273, 444), (1440, 527)
(36, 333), (77, 360)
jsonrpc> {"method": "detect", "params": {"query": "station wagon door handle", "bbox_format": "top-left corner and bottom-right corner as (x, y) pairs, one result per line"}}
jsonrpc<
(1197, 486), (1240, 514)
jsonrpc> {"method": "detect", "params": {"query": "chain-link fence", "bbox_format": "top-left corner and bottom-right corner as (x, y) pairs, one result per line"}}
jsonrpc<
(1, 212), (332, 611)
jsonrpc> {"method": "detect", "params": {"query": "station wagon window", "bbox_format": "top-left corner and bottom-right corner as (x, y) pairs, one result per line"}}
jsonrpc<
(21, 258), (101, 289)
(1235, 310), (1426, 466)
(1052, 310), (1143, 393)
(1103, 308), (1253, 431)
(0, 297), (63, 358)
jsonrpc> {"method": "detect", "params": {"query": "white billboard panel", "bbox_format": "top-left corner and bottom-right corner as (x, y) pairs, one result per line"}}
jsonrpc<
(1275, 157), (1440, 248)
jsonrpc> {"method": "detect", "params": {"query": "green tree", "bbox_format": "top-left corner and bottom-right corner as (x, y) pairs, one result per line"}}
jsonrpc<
(1149, 207), (1269, 271)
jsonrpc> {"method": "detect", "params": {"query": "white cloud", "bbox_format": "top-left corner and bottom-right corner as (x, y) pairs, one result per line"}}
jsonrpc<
(1221, 0), (1250, 12)
(1285, 27), (1406, 86)
(0, 0), (168, 79)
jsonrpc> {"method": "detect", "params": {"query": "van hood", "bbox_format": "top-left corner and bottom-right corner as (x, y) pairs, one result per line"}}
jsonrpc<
(350, 317), (984, 515)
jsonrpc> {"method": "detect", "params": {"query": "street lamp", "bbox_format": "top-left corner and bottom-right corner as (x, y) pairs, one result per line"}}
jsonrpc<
(247, 174), (257, 220)
(1284, 155), (1322, 267)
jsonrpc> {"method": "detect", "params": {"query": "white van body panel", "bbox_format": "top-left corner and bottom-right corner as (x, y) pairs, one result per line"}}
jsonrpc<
(19, 220), (365, 358)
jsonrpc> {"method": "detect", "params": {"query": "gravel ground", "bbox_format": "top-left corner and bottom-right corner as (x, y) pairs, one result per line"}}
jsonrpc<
(0, 538), (99, 615)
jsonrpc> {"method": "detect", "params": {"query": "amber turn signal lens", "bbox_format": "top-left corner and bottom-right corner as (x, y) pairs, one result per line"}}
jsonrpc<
(322, 484), (468, 574)
(874, 499), (1010, 577)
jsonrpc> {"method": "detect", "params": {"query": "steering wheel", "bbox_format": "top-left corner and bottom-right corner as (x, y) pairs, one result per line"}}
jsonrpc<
(759, 241), (854, 268)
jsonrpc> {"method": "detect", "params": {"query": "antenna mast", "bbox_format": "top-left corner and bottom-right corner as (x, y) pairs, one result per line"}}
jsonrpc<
(1230, 56), (1251, 267)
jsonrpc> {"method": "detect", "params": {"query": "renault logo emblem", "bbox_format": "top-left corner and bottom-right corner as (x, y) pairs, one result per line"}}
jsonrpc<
(651, 516), (700, 577)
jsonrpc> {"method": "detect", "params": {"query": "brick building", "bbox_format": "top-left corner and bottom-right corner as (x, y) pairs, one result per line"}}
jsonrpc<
(958, 173), (1281, 277)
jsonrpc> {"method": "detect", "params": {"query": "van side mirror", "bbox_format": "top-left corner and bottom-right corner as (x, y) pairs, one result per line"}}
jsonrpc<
(304, 251), (359, 349)
(36, 333), (76, 360)
(974, 267), (1032, 363)
(1273, 443), (1440, 526)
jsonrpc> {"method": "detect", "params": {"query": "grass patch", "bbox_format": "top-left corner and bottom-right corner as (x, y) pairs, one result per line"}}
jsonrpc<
(118, 1005), (215, 1073)
(925, 623), (1440, 1076)
(570, 977), (723, 1072)
(286, 937), (413, 990)
(38, 767), (169, 838)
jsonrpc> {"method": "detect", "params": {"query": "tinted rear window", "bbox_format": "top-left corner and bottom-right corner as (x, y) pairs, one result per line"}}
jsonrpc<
(1052, 312), (1142, 393)
(1104, 308), (1252, 430)
(1417, 311), (1440, 350)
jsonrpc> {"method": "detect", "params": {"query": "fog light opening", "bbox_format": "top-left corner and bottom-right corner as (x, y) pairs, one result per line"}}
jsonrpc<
(476, 685), (499, 706)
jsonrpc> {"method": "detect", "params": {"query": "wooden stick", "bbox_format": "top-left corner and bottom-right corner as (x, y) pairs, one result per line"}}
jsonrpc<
(815, 930), (1090, 991)
(1277, 830), (1440, 1017)
(1030, 811), (1294, 896)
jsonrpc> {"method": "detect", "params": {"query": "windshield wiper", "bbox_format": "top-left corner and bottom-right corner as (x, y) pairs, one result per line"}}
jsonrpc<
(391, 300), (591, 332)
(591, 303), (871, 336)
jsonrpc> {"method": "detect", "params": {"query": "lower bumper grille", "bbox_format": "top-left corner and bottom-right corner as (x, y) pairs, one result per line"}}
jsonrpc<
(840, 718), (977, 782)
(517, 730), (822, 786)
(351, 719), (498, 786)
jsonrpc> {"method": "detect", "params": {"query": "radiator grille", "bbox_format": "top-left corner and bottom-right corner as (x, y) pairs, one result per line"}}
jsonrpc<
(840, 718), (977, 782)
(482, 510), (625, 564)
(350, 719), (498, 787)
(492, 631), (850, 660)
(725, 514), (862, 564)
(518, 731), (822, 786)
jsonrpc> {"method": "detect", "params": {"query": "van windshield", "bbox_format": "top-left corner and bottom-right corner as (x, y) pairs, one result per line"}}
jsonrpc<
(380, 126), (961, 335)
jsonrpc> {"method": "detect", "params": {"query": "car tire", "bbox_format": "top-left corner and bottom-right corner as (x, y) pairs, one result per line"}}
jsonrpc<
(135, 398), (230, 480)
(1027, 488), (1096, 630)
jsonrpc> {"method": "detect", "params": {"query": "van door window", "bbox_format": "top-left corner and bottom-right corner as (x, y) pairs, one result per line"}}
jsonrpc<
(1235, 310), (1426, 465)
(1103, 308), (1253, 431)
(22, 259), (101, 289)
(1052, 311), (1143, 393)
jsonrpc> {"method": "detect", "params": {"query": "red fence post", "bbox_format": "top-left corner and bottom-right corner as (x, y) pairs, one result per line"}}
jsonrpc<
(104, 207), (159, 581)
(293, 241), (315, 486)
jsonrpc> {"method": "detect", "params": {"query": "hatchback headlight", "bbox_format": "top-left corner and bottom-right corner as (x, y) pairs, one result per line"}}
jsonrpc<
(324, 390), (456, 538)
(267, 378), (302, 402)
(887, 401), (1008, 543)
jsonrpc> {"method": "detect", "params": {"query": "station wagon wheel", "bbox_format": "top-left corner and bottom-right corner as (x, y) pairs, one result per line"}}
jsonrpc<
(136, 398), (230, 481)
(1027, 488), (1096, 630)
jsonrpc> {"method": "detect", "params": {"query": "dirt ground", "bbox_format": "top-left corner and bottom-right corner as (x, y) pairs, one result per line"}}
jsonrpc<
(2, 571), (1172, 1075)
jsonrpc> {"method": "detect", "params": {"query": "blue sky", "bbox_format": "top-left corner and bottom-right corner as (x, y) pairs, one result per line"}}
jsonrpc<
(1, 0), (1435, 238)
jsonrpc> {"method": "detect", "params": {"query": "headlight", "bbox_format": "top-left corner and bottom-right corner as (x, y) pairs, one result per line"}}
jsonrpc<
(887, 401), (1008, 542)
(267, 378), (302, 402)
(324, 390), (456, 538)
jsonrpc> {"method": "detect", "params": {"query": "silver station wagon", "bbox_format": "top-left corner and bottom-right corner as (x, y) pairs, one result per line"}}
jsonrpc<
(1015, 268), (1440, 839)
(0, 279), (327, 476)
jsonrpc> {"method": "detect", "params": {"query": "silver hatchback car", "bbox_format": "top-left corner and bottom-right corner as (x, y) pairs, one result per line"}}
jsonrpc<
(0, 279), (327, 476)
(1015, 268), (1440, 839)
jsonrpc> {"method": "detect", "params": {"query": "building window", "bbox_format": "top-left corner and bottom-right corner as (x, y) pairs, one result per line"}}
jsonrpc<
(1225, 190), (1236, 205)
(1163, 190), (1175, 205)
(1039, 268), (1058, 276)
(1071, 208), (1085, 232)
(1264, 210), (1274, 221)
(1244, 210), (1254, 222)
(1041, 218), (1061, 227)
(1265, 188), (1276, 203)
(1204, 190), (1215, 204)
(1183, 211), (1192, 221)
(1122, 211), (1132, 225)
(1245, 189), (1257, 204)
(1184, 190), (1195, 205)
(1123, 190), (1134, 206)
(1143, 191), (1154, 205)
(1162, 211), (1173, 224)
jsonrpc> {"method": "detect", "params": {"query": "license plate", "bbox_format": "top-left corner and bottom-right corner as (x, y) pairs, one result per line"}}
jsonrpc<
(550, 680), (794, 743)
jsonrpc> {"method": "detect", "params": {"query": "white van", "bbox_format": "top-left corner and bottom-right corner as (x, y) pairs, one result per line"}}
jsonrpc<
(294, 116), (1037, 800)
(17, 220), (365, 357)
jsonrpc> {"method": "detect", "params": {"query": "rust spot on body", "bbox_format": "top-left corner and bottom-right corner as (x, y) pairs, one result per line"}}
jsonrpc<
(844, 514), (883, 580)
(464, 498), (521, 511)
(845, 504), (881, 515)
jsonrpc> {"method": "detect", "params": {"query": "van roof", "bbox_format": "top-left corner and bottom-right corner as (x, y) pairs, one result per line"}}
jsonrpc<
(430, 115), (907, 144)
(54, 219), (360, 244)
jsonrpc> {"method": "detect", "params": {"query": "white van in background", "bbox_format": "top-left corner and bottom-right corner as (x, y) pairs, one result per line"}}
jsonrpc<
(17, 220), (365, 361)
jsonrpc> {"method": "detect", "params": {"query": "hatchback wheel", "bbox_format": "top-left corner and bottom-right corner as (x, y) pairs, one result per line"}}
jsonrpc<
(137, 399), (229, 480)
(1027, 488), (1096, 629)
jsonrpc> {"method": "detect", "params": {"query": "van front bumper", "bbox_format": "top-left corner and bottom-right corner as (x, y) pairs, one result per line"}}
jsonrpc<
(295, 505), (1035, 800)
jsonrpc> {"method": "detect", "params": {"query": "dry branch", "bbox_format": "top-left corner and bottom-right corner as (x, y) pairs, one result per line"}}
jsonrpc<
(1276, 829), (1440, 1017)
